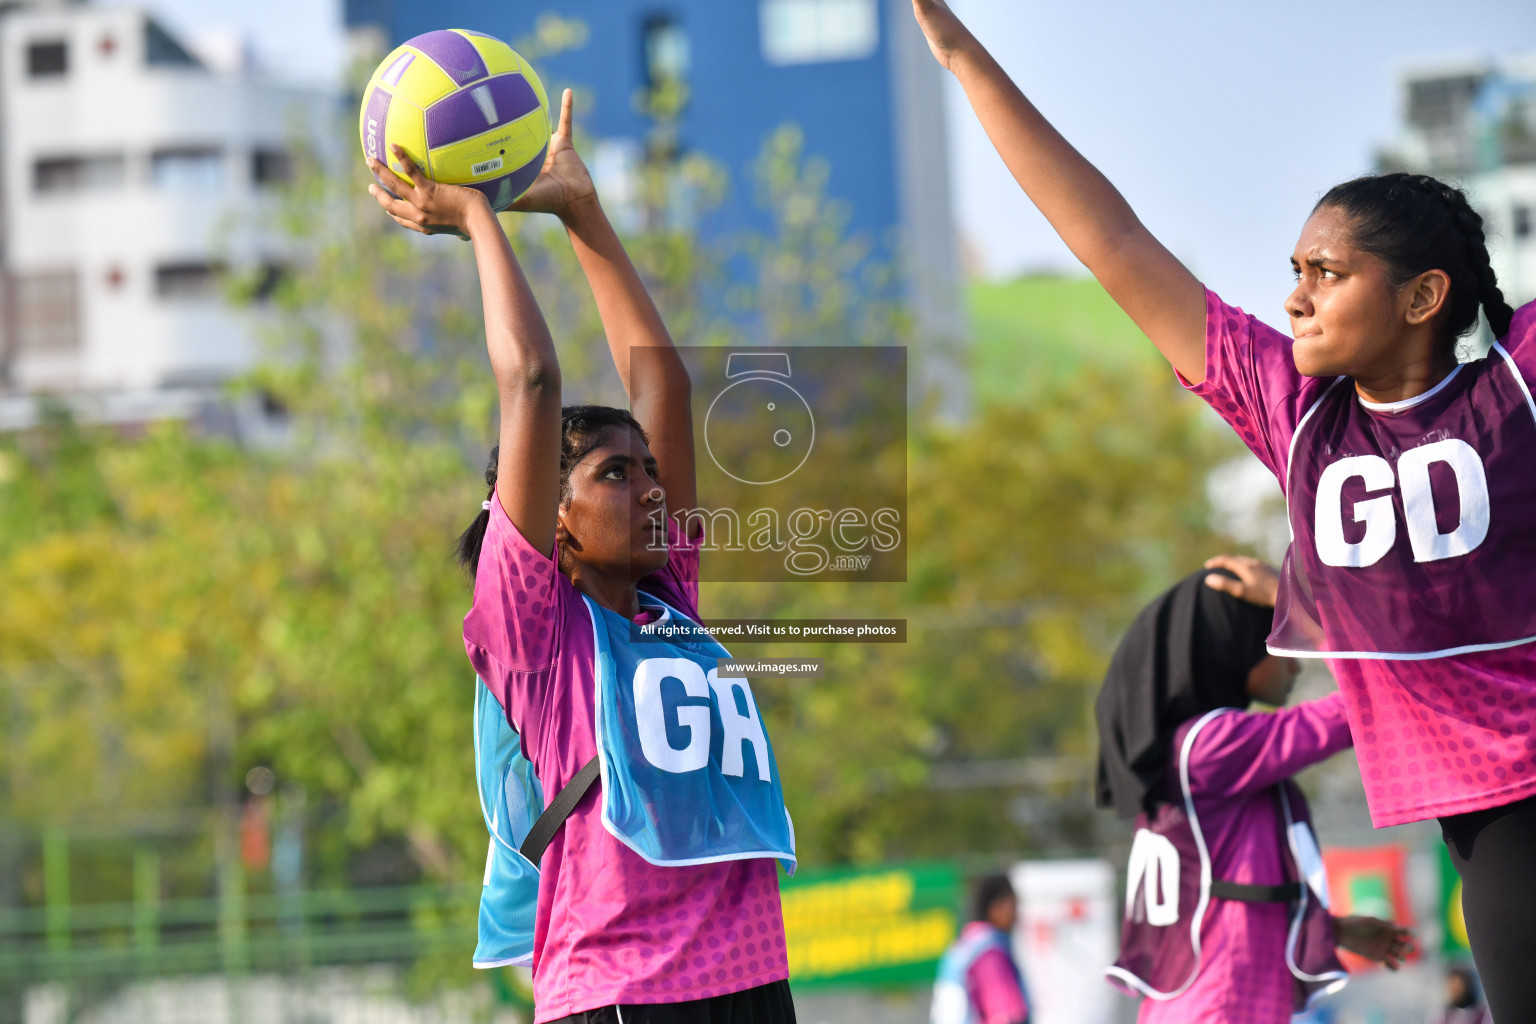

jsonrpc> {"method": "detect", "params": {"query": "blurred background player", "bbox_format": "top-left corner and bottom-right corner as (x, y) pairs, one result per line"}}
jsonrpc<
(1430, 964), (1493, 1024)
(931, 874), (1030, 1024)
(370, 91), (797, 1024)
(910, 1), (1536, 1016)
(1096, 556), (1412, 1023)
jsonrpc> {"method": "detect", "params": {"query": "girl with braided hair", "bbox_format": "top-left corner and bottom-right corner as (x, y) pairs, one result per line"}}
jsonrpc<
(370, 91), (797, 1023)
(910, 0), (1534, 1016)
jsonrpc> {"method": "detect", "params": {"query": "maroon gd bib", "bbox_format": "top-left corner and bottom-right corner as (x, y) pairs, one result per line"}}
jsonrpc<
(1272, 344), (1536, 659)
(1104, 709), (1347, 1010)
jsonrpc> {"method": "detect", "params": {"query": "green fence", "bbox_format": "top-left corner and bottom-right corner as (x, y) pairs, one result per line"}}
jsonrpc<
(0, 880), (478, 987)
(1, 842), (964, 998)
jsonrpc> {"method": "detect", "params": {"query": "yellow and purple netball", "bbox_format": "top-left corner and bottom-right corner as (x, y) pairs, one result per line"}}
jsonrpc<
(359, 29), (550, 211)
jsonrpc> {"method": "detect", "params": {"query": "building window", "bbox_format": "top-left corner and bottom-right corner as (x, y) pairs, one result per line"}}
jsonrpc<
(1516, 205), (1533, 241)
(14, 271), (80, 354)
(760, 0), (878, 67)
(229, 262), (288, 303)
(144, 19), (200, 68)
(252, 263), (288, 301)
(155, 262), (223, 300)
(34, 154), (127, 194)
(252, 148), (294, 187)
(643, 15), (690, 88)
(151, 147), (224, 189)
(27, 40), (68, 78)
(1406, 74), (1483, 132)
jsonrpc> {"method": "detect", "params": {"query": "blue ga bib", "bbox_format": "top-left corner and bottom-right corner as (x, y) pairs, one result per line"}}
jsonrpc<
(585, 594), (796, 872)
(472, 674), (542, 968)
(472, 591), (795, 969)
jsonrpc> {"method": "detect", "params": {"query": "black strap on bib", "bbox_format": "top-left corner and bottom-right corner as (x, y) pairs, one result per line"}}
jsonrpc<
(1210, 785), (1305, 903)
(1210, 879), (1302, 903)
(519, 756), (601, 865)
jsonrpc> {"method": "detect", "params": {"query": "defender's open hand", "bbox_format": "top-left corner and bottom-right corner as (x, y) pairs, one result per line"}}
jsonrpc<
(368, 144), (487, 239)
(510, 89), (596, 222)
(1335, 915), (1415, 971)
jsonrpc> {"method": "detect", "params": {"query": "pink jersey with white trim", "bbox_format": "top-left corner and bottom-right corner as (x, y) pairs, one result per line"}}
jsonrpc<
(1135, 695), (1353, 1024)
(463, 499), (787, 1021)
(1183, 290), (1536, 825)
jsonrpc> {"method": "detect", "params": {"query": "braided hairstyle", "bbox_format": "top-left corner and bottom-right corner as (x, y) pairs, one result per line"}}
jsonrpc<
(1316, 173), (1514, 353)
(455, 405), (651, 579)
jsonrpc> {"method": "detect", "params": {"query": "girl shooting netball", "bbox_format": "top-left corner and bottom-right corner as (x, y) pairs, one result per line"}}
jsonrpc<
(911, 0), (1533, 1017)
(368, 91), (797, 1024)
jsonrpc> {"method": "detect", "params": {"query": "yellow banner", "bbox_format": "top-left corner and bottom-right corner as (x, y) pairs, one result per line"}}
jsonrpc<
(780, 864), (959, 985)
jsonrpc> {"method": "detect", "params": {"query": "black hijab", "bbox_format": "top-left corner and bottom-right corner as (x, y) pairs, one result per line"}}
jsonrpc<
(1094, 568), (1275, 819)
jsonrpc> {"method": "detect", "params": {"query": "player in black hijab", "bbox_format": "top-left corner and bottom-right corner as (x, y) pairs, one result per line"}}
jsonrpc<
(1094, 563), (1274, 819)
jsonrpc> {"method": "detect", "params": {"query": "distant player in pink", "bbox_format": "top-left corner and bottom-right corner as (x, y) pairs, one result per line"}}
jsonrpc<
(911, 0), (1535, 1018)
(368, 92), (796, 1024)
(1097, 557), (1412, 1023)
(930, 875), (1030, 1024)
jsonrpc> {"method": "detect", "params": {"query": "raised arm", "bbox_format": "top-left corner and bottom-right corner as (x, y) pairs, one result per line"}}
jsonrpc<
(369, 148), (562, 556)
(911, 0), (1207, 383)
(1185, 693), (1353, 800)
(512, 91), (698, 515)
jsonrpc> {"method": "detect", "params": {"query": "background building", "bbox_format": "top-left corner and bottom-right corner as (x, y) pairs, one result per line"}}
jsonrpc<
(0, 1), (330, 431)
(1381, 53), (1536, 307)
(344, 0), (965, 363)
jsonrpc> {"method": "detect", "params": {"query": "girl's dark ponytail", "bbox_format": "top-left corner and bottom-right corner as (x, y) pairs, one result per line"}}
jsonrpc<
(1452, 199), (1516, 340)
(455, 446), (499, 579)
(1317, 172), (1516, 345)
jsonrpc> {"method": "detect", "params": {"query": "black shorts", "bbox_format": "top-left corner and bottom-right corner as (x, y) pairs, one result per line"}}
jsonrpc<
(1440, 794), (1536, 1023)
(546, 979), (796, 1024)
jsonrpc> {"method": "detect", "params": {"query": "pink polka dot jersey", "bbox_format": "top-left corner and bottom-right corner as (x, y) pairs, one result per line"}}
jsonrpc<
(463, 499), (788, 1021)
(1181, 290), (1536, 826)
(1136, 695), (1353, 1024)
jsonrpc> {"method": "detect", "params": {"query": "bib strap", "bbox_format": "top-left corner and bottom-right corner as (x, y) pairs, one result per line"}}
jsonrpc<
(519, 756), (601, 864)
(1210, 879), (1302, 903)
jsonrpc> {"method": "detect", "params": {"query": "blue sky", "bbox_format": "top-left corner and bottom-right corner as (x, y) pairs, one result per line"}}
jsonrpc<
(946, 0), (1536, 325)
(109, 0), (1535, 328)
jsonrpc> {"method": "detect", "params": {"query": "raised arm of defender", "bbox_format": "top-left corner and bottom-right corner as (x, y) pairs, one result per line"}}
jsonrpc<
(911, 0), (1208, 384)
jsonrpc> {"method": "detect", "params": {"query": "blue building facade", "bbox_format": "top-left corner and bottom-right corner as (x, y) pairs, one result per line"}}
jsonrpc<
(345, 0), (962, 352)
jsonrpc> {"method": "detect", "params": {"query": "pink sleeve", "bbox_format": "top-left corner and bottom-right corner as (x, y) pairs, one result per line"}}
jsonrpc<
(1185, 693), (1353, 799)
(967, 948), (1029, 1024)
(1177, 288), (1316, 481)
(1497, 299), (1536, 377)
(461, 496), (574, 732)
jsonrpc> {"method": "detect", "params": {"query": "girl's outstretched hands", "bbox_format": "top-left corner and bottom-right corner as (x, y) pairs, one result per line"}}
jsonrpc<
(912, 0), (978, 72)
(368, 145), (487, 240)
(510, 89), (597, 223)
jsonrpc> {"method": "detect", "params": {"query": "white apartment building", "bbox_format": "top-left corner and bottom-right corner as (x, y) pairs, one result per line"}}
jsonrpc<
(1383, 54), (1536, 307)
(0, 2), (332, 428)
